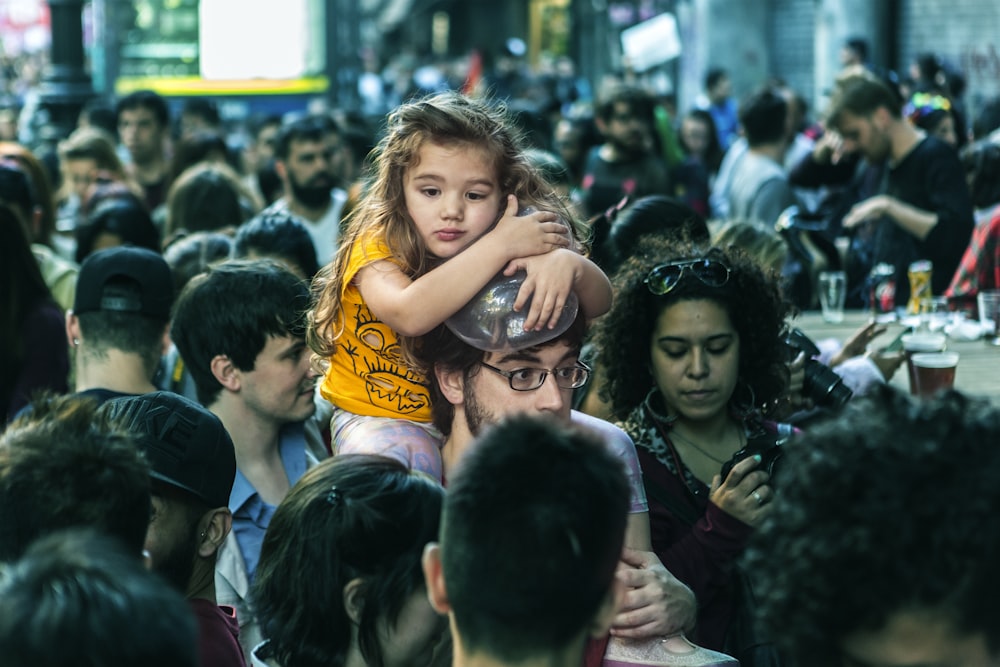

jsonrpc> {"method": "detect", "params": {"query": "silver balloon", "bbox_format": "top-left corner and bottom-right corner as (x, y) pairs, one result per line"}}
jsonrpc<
(445, 270), (579, 352)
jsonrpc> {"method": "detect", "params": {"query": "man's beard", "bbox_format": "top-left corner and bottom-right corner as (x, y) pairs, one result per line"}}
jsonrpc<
(463, 381), (496, 437)
(154, 524), (200, 594)
(290, 172), (334, 209)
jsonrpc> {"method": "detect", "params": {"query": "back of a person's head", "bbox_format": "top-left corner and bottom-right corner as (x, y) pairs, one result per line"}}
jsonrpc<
(972, 96), (1000, 140)
(844, 37), (869, 62)
(747, 386), (1000, 664)
(738, 86), (788, 146)
(170, 258), (310, 405)
(961, 138), (1000, 209)
(0, 394), (151, 562)
(181, 97), (221, 129)
(601, 194), (710, 275)
(75, 192), (160, 264)
(0, 528), (197, 667)
(169, 130), (234, 183)
(233, 209), (320, 279)
(166, 161), (248, 237)
(252, 454), (444, 667)
(79, 97), (118, 137)
(73, 245), (173, 374)
(162, 230), (234, 292)
(441, 415), (629, 661)
(0, 143), (57, 245)
(712, 219), (789, 276)
(0, 159), (37, 225)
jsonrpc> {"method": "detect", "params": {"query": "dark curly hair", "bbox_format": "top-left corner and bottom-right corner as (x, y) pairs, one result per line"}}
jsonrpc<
(745, 386), (1000, 664)
(592, 238), (790, 419)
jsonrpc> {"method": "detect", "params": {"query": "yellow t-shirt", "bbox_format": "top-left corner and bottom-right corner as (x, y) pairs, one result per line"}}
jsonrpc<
(319, 234), (432, 421)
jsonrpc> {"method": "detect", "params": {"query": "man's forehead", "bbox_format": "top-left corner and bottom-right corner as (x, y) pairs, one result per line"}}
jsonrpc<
(291, 137), (329, 152)
(485, 341), (579, 365)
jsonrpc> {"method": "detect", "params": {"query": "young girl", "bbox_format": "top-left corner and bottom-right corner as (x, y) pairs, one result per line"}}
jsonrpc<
(309, 91), (612, 477)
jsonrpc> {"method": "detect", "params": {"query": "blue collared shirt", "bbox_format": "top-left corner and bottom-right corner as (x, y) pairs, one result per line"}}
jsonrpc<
(229, 422), (309, 582)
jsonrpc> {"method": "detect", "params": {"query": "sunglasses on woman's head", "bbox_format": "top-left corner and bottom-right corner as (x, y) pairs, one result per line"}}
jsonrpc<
(644, 258), (731, 295)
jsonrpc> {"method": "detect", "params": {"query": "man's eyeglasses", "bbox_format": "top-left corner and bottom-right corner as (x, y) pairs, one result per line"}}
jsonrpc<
(644, 258), (731, 296)
(479, 361), (591, 392)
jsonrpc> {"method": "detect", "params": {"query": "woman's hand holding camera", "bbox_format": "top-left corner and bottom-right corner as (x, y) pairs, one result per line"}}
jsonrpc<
(709, 455), (772, 527)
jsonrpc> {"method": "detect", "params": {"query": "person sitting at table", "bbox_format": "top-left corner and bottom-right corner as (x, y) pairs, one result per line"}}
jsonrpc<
(946, 138), (1000, 315)
(589, 238), (791, 660)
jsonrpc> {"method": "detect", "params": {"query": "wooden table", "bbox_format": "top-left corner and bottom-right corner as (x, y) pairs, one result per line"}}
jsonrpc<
(792, 309), (1000, 404)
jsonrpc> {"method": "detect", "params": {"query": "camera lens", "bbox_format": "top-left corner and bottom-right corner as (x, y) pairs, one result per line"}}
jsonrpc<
(803, 360), (853, 409)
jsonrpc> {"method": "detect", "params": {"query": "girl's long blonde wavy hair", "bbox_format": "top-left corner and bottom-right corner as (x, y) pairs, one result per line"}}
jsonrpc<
(307, 91), (583, 361)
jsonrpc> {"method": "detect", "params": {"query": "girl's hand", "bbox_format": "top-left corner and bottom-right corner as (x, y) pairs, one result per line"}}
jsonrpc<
(504, 249), (580, 331)
(708, 455), (772, 527)
(492, 195), (570, 259)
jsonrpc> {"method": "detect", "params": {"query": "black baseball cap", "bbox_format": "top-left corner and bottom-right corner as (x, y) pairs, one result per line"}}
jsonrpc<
(73, 246), (174, 318)
(103, 391), (236, 508)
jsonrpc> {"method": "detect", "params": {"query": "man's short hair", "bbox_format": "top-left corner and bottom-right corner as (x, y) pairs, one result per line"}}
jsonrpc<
(738, 87), (788, 146)
(414, 314), (587, 435)
(746, 386), (1000, 664)
(0, 528), (198, 667)
(274, 114), (337, 162)
(441, 415), (629, 660)
(844, 37), (869, 62)
(170, 259), (311, 406)
(705, 67), (729, 92)
(825, 71), (904, 129)
(0, 394), (151, 562)
(115, 89), (170, 128)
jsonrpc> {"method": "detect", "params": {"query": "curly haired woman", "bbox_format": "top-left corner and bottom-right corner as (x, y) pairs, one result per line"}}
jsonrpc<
(591, 237), (792, 660)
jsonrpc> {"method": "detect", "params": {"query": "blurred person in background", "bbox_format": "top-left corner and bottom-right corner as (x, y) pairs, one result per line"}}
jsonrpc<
(1, 203), (69, 422)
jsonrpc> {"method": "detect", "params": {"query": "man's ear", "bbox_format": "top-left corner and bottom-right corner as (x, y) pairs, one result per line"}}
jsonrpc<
(342, 578), (366, 625)
(434, 364), (465, 407)
(197, 508), (232, 558)
(588, 575), (625, 639)
(66, 310), (81, 347)
(210, 354), (241, 392)
(873, 106), (892, 131)
(422, 543), (451, 614)
(274, 158), (288, 183)
(160, 323), (173, 357)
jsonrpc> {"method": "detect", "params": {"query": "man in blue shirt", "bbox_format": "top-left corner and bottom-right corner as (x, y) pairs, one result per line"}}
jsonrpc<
(170, 259), (326, 659)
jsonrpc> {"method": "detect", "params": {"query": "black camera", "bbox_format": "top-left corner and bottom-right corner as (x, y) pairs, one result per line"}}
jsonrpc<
(720, 429), (791, 483)
(785, 328), (853, 410)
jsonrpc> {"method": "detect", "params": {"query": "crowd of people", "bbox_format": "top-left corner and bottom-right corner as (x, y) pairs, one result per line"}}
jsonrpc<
(3, 36), (1000, 667)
